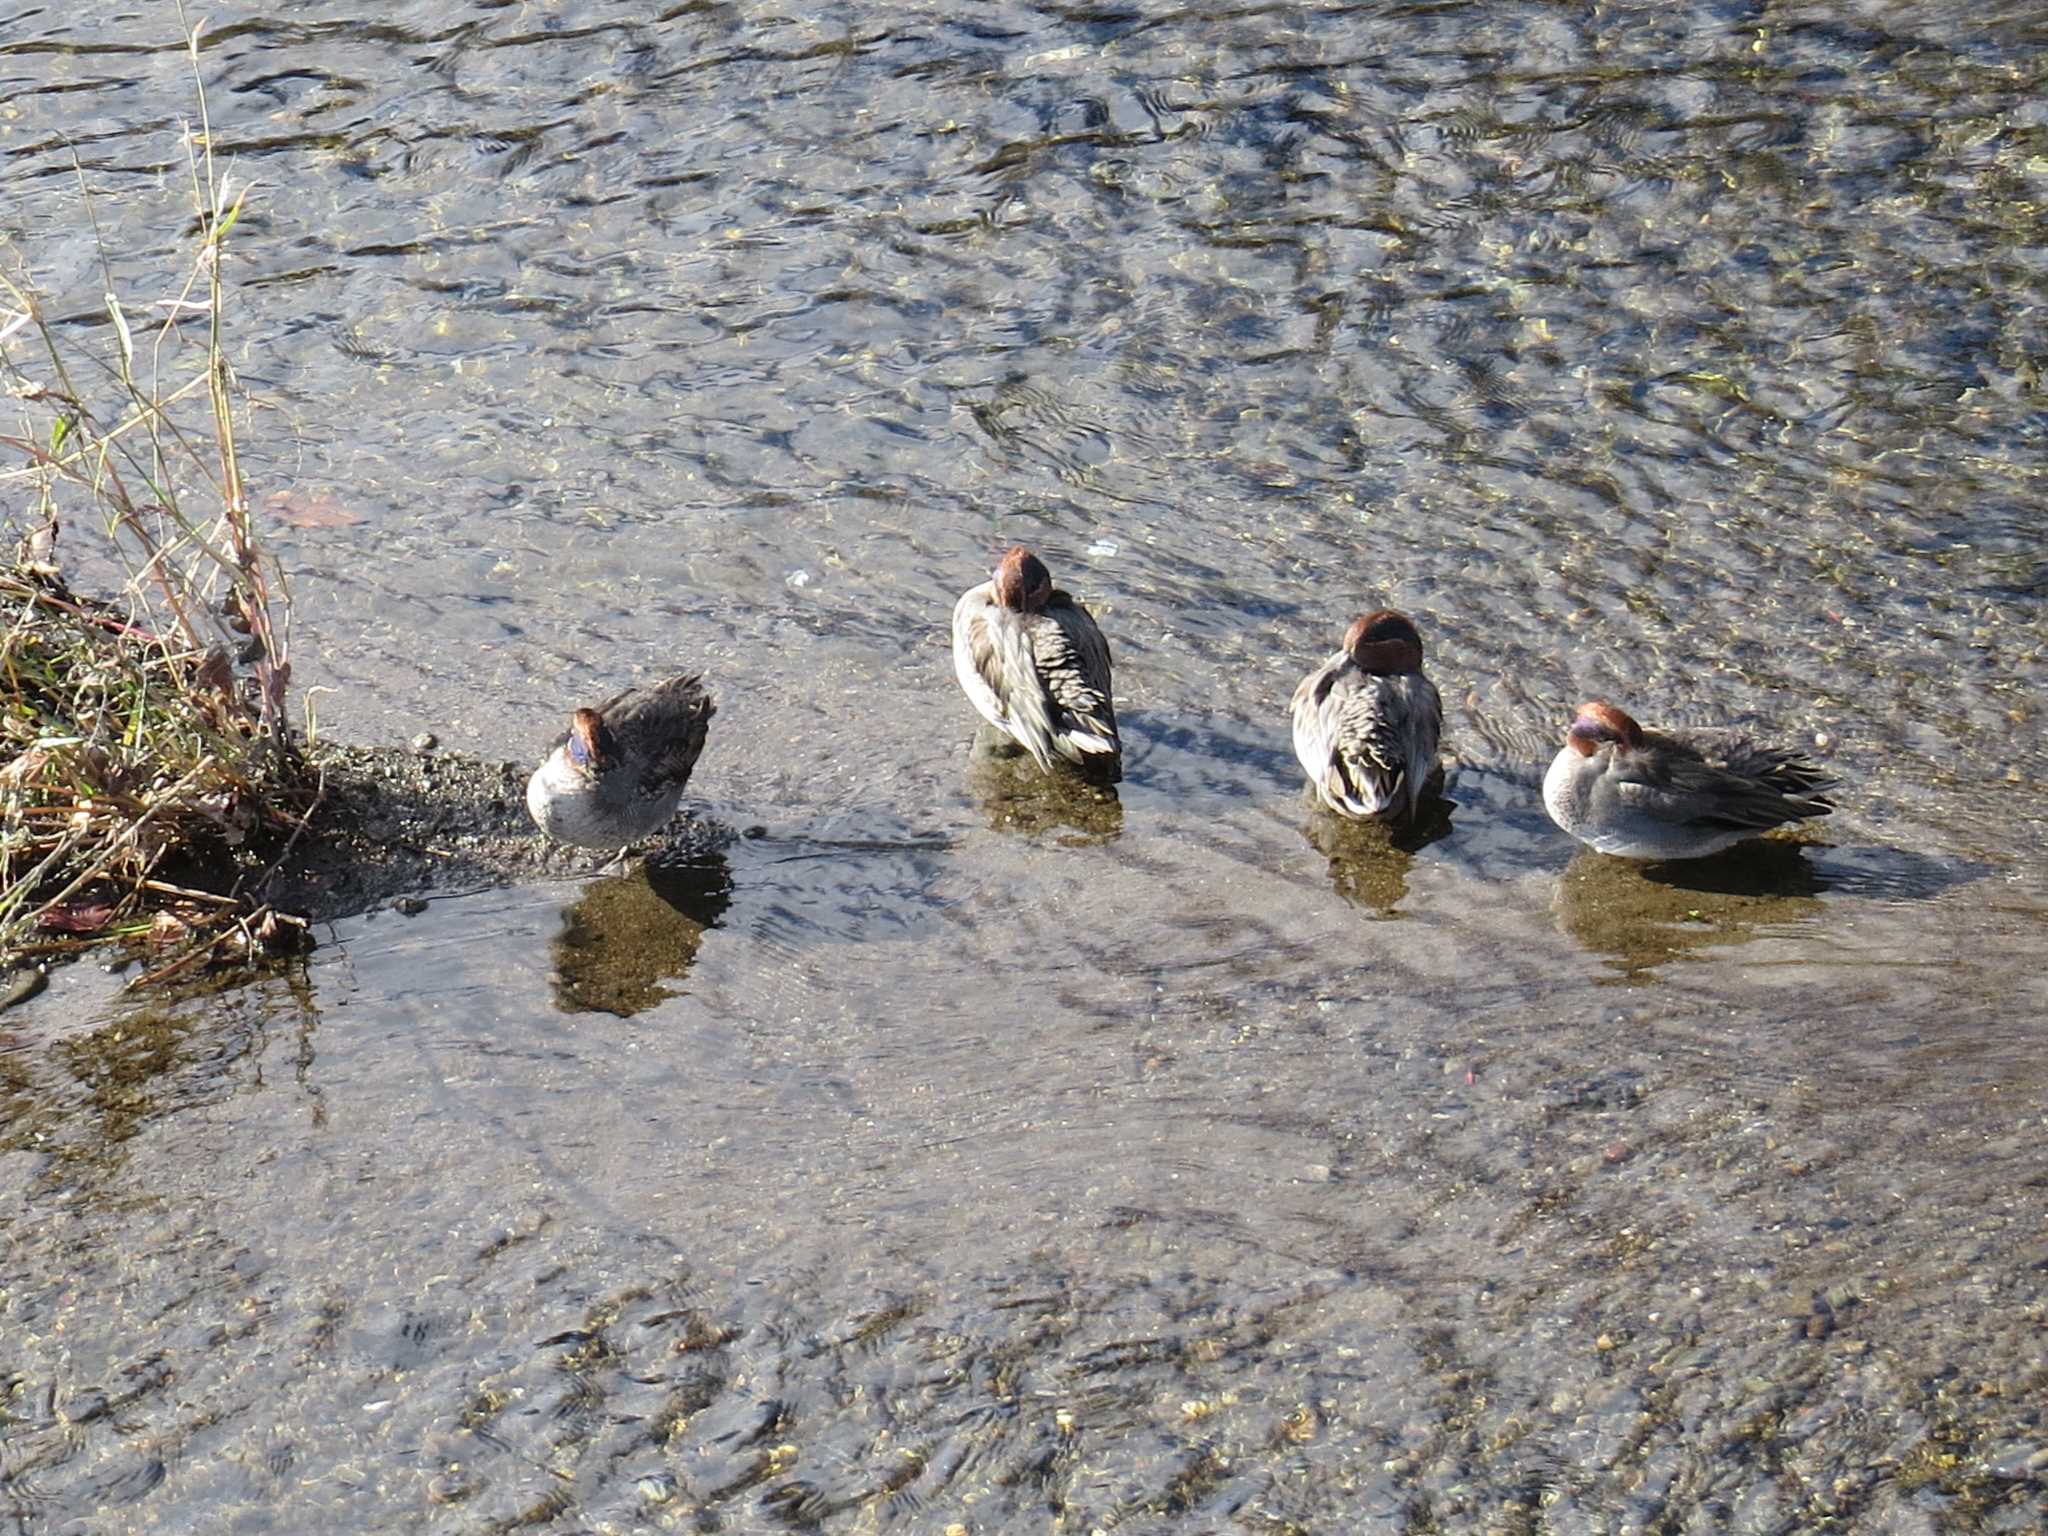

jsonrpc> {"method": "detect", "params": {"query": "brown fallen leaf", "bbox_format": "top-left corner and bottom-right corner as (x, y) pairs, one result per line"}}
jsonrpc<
(40, 901), (117, 934)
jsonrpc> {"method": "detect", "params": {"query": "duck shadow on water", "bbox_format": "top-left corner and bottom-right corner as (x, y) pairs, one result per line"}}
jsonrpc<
(1300, 789), (1456, 918)
(1117, 707), (1300, 799)
(1802, 841), (1993, 903)
(1552, 839), (1828, 979)
(967, 724), (1123, 844)
(548, 848), (734, 1017)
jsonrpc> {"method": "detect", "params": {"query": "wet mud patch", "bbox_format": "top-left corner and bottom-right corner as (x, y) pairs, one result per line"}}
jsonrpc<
(2, 731), (732, 996)
(266, 740), (732, 926)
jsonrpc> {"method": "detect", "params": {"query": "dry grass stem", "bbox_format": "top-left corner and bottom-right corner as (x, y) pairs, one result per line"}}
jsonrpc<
(1, 12), (311, 979)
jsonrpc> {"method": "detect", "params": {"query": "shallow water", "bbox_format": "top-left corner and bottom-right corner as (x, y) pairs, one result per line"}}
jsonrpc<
(5, 1), (2047, 1531)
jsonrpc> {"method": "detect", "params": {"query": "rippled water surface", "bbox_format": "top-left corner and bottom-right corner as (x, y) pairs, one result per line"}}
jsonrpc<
(4, 1), (2046, 1531)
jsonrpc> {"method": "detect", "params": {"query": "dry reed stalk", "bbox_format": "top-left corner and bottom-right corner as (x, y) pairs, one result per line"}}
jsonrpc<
(0, 7), (310, 978)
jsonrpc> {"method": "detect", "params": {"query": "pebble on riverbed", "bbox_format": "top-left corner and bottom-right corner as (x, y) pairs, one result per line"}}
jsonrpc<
(1, 967), (48, 1012)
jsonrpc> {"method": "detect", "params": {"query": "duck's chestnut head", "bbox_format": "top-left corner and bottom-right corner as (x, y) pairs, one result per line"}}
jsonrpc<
(1565, 700), (1645, 757)
(992, 545), (1054, 614)
(1342, 609), (1425, 676)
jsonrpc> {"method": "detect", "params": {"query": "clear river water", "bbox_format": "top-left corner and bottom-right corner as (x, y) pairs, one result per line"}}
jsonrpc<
(3, 2), (2045, 1532)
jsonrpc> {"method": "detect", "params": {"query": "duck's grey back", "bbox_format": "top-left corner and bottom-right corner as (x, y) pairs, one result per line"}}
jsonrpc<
(599, 674), (715, 792)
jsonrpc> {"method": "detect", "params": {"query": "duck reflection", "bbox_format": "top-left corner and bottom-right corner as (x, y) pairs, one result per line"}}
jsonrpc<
(548, 849), (734, 1017)
(1301, 789), (1455, 916)
(1552, 839), (1828, 978)
(967, 725), (1123, 843)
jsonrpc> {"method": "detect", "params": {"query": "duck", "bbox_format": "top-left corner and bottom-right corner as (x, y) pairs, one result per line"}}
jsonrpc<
(1290, 609), (1443, 822)
(526, 674), (715, 849)
(952, 545), (1121, 781)
(1542, 699), (1835, 860)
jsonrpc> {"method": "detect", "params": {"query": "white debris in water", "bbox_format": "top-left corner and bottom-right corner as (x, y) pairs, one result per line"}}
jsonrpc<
(1088, 538), (1119, 558)
(785, 569), (811, 589)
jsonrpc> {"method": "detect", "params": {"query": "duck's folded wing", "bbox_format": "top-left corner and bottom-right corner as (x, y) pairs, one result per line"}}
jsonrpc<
(598, 675), (714, 790)
(953, 595), (1005, 718)
(1611, 748), (1823, 831)
(1305, 674), (1406, 814)
(1405, 675), (1445, 780)
(1291, 663), (1343, 799)
(957, 598), (1061, 768)
(595, 674), (713, 727)
(1340, 690), (1409, 811)
(1713, 737), (1837, 806)
(1033, 598), (1119, 759)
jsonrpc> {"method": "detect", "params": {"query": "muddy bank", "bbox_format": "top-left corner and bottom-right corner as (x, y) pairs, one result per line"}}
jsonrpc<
(267, 742), (734, 925)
